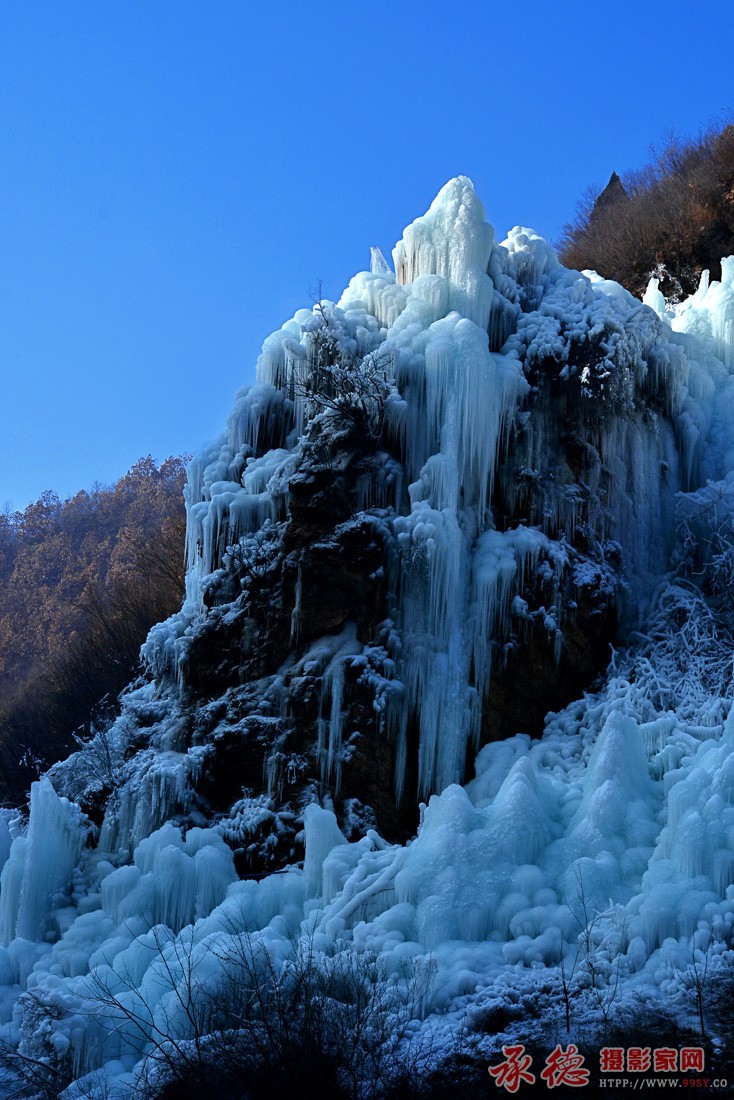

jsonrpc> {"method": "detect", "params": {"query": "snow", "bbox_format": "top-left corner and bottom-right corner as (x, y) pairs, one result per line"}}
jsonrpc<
(2, 180), (734, 1091)
(29, 629), (734, 1088)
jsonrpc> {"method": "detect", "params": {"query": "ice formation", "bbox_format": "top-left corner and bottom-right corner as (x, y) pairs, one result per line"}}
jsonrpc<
(1, 179), (734, 1093)
(147, 177), (725, 799)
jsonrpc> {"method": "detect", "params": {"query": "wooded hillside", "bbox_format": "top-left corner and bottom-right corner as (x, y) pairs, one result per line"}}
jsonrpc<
(0, 456), (187, 804)
(559, 122), (734, 300)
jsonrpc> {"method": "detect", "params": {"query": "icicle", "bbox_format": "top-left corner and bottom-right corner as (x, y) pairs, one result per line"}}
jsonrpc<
(327, 659), (346, 791)
(303, 804), (347, 899)
(290, 558), (303, 646)
(312, 625), (362, 793)
(470, 527), (551, 703)
(673, 255), (734, 370)
(370, 246), (391, 275)
(0, 780), (85, 945)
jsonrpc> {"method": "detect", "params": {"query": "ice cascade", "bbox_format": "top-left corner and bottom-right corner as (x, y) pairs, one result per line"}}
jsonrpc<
(154, 177), (724, 798)
(2, 183), (734, 1093)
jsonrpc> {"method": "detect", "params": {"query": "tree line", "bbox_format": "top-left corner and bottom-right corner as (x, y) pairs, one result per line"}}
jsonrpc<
(559, 121), (734, 301)
(0, 456), (187, 805)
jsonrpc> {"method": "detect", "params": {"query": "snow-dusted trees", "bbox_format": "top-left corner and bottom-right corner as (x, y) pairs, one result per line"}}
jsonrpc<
(288, 300), (394, 443)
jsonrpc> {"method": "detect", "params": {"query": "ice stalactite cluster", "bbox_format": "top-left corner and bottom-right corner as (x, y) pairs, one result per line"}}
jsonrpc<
(0, 780), (86, 948)
(147, 176), (728, 799)
(2, 180), (734, 1094)
(645, 256), (734, 372)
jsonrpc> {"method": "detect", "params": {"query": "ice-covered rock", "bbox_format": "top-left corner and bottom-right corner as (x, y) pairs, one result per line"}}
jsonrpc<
(2, 182), (734, 1091)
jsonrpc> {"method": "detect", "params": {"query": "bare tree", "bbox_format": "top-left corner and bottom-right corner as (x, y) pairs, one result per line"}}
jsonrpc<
(2, 914), (443, 1100)
(559, 121), (734, 300)
(566, 864), (628, 1038)
(675, 933), (720, 1040)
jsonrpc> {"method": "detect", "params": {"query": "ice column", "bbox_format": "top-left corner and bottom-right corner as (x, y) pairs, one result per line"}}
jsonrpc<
(393, 176), (494, 329)
(0, 779), (84, 945)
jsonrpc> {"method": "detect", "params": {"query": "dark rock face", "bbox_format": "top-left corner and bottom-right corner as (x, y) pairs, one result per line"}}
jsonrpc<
(165, 364), (638, 861)
(591, 171), (629, 222)
(483, 579), (617, 744)
(289, 516), (389, 639)
(174, 425), (417, 854)
(481, 379), (626, 743)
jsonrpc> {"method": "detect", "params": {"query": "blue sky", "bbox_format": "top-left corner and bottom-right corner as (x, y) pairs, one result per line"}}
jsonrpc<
(1, 1), (733, 510)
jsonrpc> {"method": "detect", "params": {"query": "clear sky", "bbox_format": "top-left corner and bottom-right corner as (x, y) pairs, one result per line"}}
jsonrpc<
(1, 1), (733, 510)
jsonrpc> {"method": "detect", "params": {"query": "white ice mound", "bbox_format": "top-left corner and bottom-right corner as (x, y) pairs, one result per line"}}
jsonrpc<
(673, 257), (734, 370)
(392, 176), (494, 327)
(0, 779), (86, 947)
(8, 666), (734, 1090)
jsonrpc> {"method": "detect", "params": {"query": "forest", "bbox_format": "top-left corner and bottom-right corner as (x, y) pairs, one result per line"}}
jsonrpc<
(560, 123), (734, 300)
(0, 457), (186, 806)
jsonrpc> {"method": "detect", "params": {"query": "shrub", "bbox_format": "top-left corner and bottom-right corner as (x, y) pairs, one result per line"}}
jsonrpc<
(288, 300), (394, 445)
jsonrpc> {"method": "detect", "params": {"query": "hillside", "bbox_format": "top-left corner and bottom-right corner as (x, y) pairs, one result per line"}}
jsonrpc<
(559, 122), (734, 301)
(0, 178), (733, 1096)
(0, 457), (187, 805)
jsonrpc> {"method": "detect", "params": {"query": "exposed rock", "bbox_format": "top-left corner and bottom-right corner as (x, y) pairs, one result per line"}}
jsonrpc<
(590, 170), (629, 222)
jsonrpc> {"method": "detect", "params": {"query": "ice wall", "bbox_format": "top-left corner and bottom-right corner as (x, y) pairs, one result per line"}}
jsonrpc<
(9, 635), (734, 1091)
(145, 177), (732, 801)
(673, 258), (734, 370)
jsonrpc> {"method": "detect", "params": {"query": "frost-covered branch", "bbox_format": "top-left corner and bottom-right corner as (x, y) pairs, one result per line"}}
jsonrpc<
(287, 301), (395, 443)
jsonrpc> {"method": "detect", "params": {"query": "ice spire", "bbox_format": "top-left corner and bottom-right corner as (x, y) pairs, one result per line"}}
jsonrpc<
(392, 176), (494, 328)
